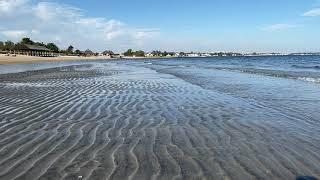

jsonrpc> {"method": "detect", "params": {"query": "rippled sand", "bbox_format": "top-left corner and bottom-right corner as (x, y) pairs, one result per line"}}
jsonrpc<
(0, 62), (319, 180)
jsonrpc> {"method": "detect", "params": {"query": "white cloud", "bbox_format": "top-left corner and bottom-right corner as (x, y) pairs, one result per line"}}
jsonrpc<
(261, 24), (298, 32)
(303, 8), (320, 17)
(1, 30), (27, 40)
(33, 2), (82, 21)
(134, 29), (161, 39)
(0, 0), (29, 15)
(0, 1), (159, 52)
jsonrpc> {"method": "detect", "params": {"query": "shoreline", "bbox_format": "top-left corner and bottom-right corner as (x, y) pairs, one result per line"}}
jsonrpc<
(0, 54), (179, 65)
(0, 54), (115, 65)
(0, 54), (175, 65)
(1, 54), (319, 66)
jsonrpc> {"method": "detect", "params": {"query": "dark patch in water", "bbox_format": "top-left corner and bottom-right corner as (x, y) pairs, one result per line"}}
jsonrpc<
(292, 65), (320, 70)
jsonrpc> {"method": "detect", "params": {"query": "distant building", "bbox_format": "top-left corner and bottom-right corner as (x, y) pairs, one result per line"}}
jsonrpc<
(187, 53), (200, 57)
(105, 53), (122, 59)
(202, 53), (211, 57)
(146, 53), (154, 57)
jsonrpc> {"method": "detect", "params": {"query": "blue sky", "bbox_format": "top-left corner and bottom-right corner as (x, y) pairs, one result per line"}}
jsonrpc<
(0, 0), (320, 52)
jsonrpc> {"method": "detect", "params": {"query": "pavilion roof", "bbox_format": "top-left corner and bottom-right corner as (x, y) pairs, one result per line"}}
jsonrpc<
(102, 50), (114, 55)
(84, 49), (94, 54)
(17, 44), (52, 51)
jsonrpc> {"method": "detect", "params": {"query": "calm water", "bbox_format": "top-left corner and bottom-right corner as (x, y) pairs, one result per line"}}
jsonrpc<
(146, 55), (320, 83)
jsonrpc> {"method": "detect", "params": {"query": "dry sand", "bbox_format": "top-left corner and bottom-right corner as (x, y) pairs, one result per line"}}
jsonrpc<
(0, 62), (319, 180)
(0, 54), (111, 65)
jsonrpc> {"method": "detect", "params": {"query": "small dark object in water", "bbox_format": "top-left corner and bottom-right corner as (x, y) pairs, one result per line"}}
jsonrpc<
(296, 176), (318, 180)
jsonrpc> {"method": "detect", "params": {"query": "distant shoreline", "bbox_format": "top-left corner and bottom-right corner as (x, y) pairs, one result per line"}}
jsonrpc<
(0, 54), (179, 65)
(1, 54), (319, 65)
(0, 54), (114, 65)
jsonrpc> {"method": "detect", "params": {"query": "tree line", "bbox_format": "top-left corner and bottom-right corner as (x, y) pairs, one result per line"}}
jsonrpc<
(150, 50), (176, 57)
(122, 49), (178, 57)
(123, 49), (145, 57)
(0, 37), (85, 55)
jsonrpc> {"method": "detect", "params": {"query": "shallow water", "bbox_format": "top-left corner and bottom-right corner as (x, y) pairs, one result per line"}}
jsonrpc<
(0, 57), (319, 180)
(144, 55), (320, 83)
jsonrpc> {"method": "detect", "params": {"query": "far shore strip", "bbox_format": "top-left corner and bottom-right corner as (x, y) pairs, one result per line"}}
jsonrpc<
(0, 54), (176, 65)
(0, 54), (114, 65)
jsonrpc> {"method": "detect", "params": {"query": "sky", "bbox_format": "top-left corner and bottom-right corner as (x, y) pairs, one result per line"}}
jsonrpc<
(0, 0), (320, 53)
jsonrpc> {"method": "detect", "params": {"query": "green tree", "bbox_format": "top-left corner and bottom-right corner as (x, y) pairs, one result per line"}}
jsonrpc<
(124, 49), (133, 56)
(169, 52), (175, 56)
(152, 50), (162, 56)
(46, 43), (59, 52)
(21, 37), (34, 45)
(74, 49), (82, 55)
(34, 42), (45, 46)
(0, 41), (4, 51)
(4, 41), (15, 51)
(134, 50), (145, 57)
(67, 45), (74, 54)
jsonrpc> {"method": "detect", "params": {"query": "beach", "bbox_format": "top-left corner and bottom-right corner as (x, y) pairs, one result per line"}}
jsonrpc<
(0, 54), (112, 65)
(0, 57), (320, 180)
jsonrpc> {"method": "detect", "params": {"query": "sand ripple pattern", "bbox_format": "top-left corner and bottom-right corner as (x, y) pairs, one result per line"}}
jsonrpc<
(0, 62), (319, 180)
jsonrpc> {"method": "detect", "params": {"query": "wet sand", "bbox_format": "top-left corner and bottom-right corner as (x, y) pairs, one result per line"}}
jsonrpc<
(0, 61), (319, 180)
